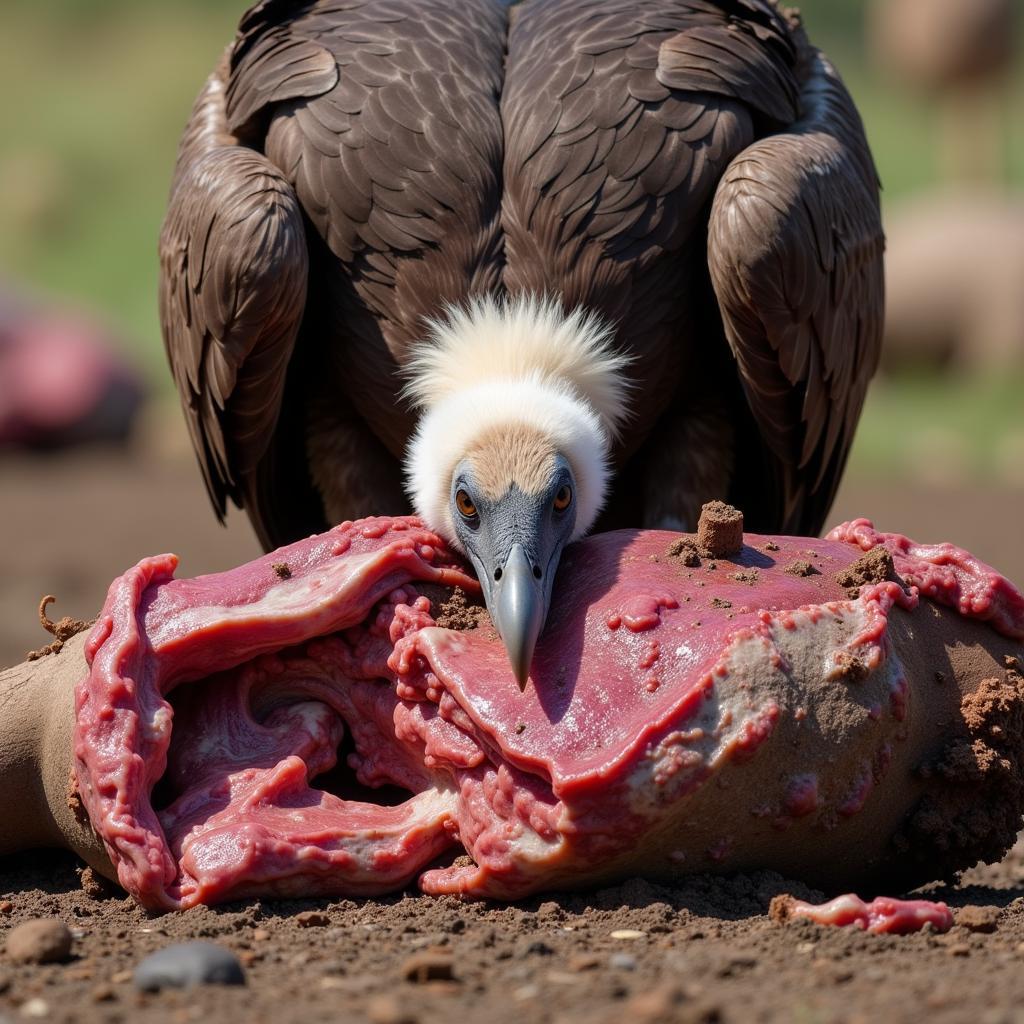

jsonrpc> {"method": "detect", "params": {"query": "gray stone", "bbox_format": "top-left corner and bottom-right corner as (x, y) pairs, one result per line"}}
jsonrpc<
(132, 941), (246, 992)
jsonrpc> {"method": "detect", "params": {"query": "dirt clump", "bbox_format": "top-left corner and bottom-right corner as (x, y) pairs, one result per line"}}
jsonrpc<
(271, 562), (292, 579)
(434, 588), (489, 631)
(956, 905), (1000, 932)
(401, 951), (456, 983)
(767, 893), (797, 925)
(732, 569), (758, 585)
(26, 596), (92, 661)
(904, 666), (1024, 882)
(829, 650), (870, 682)
(785, 560), (820, 578)
(710, 597), (732, 610)
(697, 502), (744, 558)
(78, 866), (116, 901)
(834, 547), (900, 597)
(667, 538), (701, 567)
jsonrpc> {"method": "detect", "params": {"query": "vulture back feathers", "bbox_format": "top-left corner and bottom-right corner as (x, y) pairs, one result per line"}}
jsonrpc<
(160, 0), (884, 549)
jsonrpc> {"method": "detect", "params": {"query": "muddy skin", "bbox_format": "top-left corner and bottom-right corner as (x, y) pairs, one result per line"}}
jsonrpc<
(0, 631), (112, 879)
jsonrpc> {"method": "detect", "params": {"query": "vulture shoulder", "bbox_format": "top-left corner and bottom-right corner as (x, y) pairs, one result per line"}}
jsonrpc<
(707, 42), (885, 535)
(158, 38), (337, 546)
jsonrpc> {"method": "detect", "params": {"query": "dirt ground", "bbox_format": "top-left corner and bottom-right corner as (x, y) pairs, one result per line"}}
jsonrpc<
(2, 843), (1024, 1024)
(2, 418), (1024, 1023)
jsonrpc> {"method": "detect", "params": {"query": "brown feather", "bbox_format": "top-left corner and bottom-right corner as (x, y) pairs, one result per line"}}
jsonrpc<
(161, 0), (883, 552)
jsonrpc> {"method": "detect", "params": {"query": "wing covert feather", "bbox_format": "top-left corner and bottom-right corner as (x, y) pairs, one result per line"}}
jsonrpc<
(159, 71), (309, 524)
(708, 46), (884, 534)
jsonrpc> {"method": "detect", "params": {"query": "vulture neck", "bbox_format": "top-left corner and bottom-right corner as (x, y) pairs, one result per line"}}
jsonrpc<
(403, 295), (631, 548)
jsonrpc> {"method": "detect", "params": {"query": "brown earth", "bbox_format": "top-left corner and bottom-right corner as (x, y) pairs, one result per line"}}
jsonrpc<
(2, 843), (1024, 1024)
(2, 417), (1024, 1023)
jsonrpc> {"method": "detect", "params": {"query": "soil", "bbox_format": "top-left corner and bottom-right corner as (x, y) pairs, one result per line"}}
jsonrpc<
(785, 560), (819, 578)
(2, 417), (1024, 1022)
(834, 547), (900, 597)
(433, 588), (489, 632)
(2, 844), (1024, 1024)
(696, 501), (744, 558)
(666, 538), (702, 568)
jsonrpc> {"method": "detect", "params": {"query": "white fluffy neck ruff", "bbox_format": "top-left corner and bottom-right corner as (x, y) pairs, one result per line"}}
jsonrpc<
(403, 295), (632, 548)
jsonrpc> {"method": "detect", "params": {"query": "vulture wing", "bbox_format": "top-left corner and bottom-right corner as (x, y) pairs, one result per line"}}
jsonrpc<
(159, 48), (336, 546)
(707, 46), (885, 535)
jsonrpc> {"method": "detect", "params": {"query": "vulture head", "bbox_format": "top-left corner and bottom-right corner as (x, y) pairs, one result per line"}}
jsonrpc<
(404, 295), (632, 687)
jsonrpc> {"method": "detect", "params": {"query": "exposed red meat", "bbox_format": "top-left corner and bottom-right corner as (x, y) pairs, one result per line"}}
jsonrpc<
(73, 516), (1024, 910)
(771, 893), (954, 934)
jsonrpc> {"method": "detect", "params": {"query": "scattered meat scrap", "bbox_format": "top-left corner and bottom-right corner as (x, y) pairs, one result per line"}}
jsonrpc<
(769, 893), (953, 935)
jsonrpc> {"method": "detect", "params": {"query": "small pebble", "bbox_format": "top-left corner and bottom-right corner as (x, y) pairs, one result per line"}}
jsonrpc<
(609, 953), (637, 971)
(401, 951), (456, 983)
(132, 941), (246, 991)
(252, 928), (271, 941)
(521, 940), (554, 956)
(0, 901), (12, 915)
(624, 985), (686, 1023)
(295, 910), (330, 928)
(19, 999), (49, 1019)
(90, 985), (116, 1003)
(78, 867), (113, 900)
(366, 994), (418, 1024)
(5, 919), (73, 965)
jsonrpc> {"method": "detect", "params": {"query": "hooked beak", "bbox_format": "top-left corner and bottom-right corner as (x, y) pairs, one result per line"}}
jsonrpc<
(490, 544), (546, 691)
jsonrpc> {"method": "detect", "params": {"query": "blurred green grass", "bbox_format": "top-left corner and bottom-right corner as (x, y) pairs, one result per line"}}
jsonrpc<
(0, 0), (1021, 481)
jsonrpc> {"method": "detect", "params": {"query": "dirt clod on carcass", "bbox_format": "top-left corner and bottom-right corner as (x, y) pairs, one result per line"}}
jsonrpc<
(434, 587), (489, 631)
(785, 560), (820, 578)
(834, 548), (899, 597)
(26, 596), (92, 661)
(697, 501), (744, 558)
(667, 538), (701, 567)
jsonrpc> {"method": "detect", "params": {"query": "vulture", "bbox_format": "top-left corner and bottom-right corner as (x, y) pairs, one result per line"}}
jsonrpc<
(159, 0), (884, 686)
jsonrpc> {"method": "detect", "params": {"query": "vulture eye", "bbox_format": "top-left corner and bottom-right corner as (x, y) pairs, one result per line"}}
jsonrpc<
(553, 484), (573, 512)
(455, 489), (478, 520)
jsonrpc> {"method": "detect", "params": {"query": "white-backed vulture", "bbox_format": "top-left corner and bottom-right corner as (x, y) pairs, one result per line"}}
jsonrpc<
(160, 0), (884, 685)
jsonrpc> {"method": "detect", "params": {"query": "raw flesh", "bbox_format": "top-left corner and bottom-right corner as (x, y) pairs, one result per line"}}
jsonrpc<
(73, 516), (1024, 910)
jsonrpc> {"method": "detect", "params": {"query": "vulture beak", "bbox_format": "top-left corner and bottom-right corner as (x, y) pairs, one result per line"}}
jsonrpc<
(490, 543), (546, 691)
(450, 470), (576, 692)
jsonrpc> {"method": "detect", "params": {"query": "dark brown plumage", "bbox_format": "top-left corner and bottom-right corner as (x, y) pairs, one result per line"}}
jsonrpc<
(160, 0), (884, 549)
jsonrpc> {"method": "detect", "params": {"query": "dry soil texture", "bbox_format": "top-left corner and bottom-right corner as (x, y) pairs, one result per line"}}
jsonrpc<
(2, 843), (1024, 1024)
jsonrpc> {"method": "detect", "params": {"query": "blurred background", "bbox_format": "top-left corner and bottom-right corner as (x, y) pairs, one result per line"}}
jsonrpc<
(1, 0), (1022, 666)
